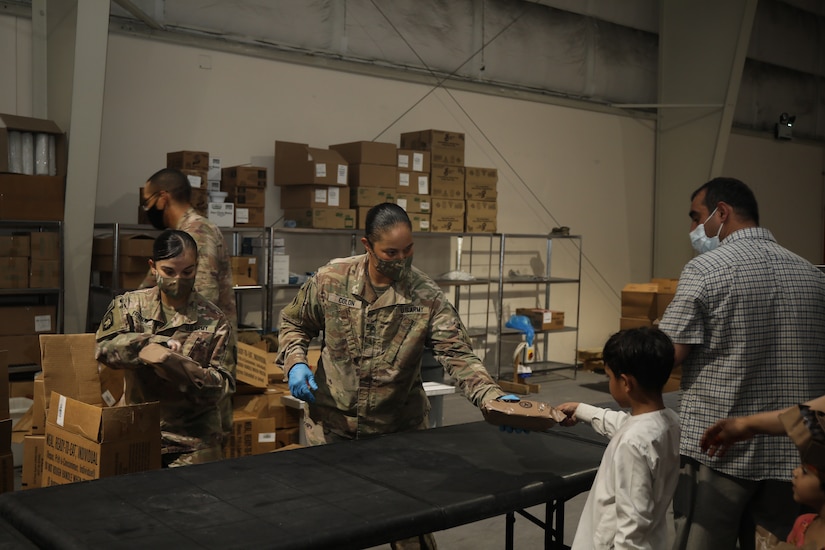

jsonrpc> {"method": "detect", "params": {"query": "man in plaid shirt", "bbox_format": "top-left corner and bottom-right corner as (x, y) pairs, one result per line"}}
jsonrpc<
(658, 177), (825, 550)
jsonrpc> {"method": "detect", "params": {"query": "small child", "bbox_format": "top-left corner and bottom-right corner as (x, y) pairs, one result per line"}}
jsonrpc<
(556, 326), (681, 550)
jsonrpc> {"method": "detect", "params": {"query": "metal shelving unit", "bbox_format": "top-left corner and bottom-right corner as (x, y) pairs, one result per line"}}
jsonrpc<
(0, 220), (64, 374)
(491, 233), (582, 380)
(86, 223), (270, 332)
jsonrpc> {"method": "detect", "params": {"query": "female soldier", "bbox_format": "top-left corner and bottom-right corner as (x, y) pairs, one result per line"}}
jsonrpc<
(96, 229), (236, 467)
(279, 202), (513, 444)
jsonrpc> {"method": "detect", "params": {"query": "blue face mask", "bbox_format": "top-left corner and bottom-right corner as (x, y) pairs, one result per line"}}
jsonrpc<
(689, 207), (722, 254)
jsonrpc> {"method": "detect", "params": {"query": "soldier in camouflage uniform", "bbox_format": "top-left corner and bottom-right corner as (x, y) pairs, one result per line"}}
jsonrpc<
(140, 167), (237, 328)
(279, 203), (514, 549)
(97, 230), (236, 468)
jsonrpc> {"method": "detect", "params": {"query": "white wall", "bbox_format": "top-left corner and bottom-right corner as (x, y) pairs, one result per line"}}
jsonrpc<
(3, 16), (823, 354)
(95, 33), (655, 351)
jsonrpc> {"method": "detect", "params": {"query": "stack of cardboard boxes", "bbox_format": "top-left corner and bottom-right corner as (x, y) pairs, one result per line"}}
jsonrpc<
(399, 130), (498, 233)
(226, 340), (303, 456)
(18, 334), (161, 489)
(274, 141), (354, 229)
(91, 232), (154, 290)
(222, 165), (267, 228)
(0, 232), (60, 367)
(0, 114), (66, 221)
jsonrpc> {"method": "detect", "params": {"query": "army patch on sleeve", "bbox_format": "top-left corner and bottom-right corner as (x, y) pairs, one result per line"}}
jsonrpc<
(101, 310), (114, 330)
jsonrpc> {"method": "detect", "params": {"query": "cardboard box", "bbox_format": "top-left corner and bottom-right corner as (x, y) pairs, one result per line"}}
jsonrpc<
(236, 341), (271, 389)
(0, 335), (39, 366)
(397, 149), (431, 173)
(619, 317), (654, 330)
(39, 333), (103, 406)
(29, 259), (60, 288)
(397, 171), (430, 195)
(395, 194), (431, 214)
(231, 256), (258, 286)
(29, 231), (60, 260)
(515, 308), (564, 331)
(621, 283), (659, 320)
(330, 141), (397, 166)
(208, 202), (235, 227)
(30, 376), (45, 435)
(430, 213), (465, 233)
(91, 254), (149, 273)
(223, 411), (277, 458)
(167, 150), (209, 170)
(226, 185), (266, 207)
(42, 393), (161, 487)
(0, 113), (68, 176)
(400, 130), (465, 166)
(276, 427), (300, 449)
(274, 141), (348, 186)
(281, 185), (350, 209)
(409, 213), (431, 233)
(92, 233), (155, 258)
(0, 257), (28, 288)
(180, 168), (208, 189)
(190, 187), (209, 216)
(348, 164), (396, 188)
(0, 305), (56, 336)
(430, 164), (466, 199)
(350, 187), (394, 207)
(431, 198), (465, 216)
(21, 435), (44, 490)
(0, 175), (65, 221)
(464, 167), (498, 200)
(283, 208), (356, 230)
(99, 272), (146, 289)
(481, 398), (566, 431)
(236, 391), (300, 429)
(234, 206), (264, 227)
(465, 200), (498, 233)
(222, 166), (267, 189)
(0, 235), (30, 257)
(0, 351), (7, 418)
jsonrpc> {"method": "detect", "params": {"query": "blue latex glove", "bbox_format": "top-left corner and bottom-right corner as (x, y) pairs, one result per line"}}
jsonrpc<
(496, 394), (529, 434)
(288, 363), (318, 403)
(505, 315), (535, 347)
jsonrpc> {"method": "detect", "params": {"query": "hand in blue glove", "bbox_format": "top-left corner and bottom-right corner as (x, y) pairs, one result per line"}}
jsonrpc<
(496, 394), (529, 434)
(288, 363), (318, 403)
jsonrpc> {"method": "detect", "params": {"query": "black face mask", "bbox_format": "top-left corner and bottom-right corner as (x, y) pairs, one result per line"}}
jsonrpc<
(145, 205), (166, 230)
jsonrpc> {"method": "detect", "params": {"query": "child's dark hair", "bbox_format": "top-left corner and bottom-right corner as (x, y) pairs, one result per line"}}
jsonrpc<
(602, 327), (674, 391)
(153, 229), (198, 262)
(364, 203), (412, 245)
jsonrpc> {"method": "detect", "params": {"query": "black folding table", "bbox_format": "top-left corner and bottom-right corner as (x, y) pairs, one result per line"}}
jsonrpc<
(0, 421), (605, 549)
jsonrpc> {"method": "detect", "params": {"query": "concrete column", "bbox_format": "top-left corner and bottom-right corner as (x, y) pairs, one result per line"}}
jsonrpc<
(42, 0), (110, 333)
(654, 0), (757, 277)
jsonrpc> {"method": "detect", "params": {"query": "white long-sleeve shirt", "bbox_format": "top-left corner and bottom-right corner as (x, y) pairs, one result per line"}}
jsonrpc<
(572, 403), (681, 550)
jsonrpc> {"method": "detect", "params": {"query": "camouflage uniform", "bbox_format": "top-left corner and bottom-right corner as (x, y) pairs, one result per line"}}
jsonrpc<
(141, 207), (237, 327)
(278, 254), (506, 441)
(96, 286), (236, 466)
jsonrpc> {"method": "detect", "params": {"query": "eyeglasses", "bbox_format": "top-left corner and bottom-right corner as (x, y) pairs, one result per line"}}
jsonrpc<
(141, 191), (160, 211)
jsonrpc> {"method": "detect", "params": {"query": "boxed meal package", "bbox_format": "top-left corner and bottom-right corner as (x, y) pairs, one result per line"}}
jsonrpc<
(481, 398), (567, 431)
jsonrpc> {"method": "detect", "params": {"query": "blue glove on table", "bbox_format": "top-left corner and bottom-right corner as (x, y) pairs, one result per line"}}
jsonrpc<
(288, 363), (318, 403)
(497, 394), (529, 434)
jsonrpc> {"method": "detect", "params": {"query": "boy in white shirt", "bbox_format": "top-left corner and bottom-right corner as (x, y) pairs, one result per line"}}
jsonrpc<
(557, 327), (681, 550)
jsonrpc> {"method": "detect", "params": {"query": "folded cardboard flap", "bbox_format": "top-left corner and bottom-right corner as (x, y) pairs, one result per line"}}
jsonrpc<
(39, 333), (102, 406)
(481, 399), (567, 431)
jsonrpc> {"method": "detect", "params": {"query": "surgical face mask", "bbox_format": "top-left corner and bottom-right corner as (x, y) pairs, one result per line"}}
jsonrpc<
(156, 275), (195, 300)
(689, 207), (723, 254)
(369, 247), (412, 281)
(145, 204), (166, 230)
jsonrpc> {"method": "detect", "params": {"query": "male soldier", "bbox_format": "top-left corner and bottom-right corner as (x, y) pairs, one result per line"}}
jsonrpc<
(140, 167), (237, 328)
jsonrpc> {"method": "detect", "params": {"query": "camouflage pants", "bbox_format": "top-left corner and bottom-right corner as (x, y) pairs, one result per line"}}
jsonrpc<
(304, 417), (438, 550)
(163, 446), (224, 468)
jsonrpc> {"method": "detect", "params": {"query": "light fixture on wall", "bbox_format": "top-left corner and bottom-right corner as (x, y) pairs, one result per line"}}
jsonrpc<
(775, 112), (796, 140)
